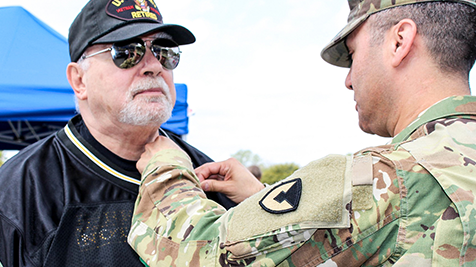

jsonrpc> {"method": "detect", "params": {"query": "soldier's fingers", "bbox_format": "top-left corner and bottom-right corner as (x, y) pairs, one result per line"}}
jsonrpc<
(196, 161), (230, 181)
(208, 174), (225, 181)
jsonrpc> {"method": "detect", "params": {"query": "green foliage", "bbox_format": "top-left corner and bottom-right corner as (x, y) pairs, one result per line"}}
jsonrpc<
(261, 163), (300, 185)
(230, 149), (300, 184)
(230, 149), (263, 167)
(0, 151), (3, 167)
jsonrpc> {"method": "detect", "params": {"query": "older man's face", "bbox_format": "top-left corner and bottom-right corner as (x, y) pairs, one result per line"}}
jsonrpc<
(81, 31), (176, 129)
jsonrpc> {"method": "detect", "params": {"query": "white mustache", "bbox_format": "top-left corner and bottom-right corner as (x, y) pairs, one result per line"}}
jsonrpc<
(129, 78), (170, 99)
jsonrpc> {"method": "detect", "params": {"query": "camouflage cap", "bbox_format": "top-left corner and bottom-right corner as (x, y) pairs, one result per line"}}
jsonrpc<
(321, 0), (476, 68)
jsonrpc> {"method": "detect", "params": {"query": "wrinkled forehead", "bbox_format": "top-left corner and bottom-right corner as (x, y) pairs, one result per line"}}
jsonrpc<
(86, 31), (174, 51)
(141, 31), (173, 40)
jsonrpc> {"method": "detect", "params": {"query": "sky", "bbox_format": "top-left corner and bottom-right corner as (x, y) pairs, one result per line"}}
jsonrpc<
(1, 0), (474, 167)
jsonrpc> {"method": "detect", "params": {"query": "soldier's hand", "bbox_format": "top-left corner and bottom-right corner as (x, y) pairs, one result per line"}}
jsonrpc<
(137, 136), (183, 174)
(195, 158), (265, 204)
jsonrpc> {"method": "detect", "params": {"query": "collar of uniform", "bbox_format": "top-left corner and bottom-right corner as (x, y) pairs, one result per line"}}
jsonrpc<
(392, 95), (476, 144)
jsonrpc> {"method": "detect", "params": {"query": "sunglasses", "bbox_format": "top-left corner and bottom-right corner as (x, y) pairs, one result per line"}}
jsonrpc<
(81, 38), (181, 70)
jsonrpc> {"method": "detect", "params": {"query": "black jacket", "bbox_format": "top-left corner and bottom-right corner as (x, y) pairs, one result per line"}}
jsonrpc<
(0, 115), (235, 267)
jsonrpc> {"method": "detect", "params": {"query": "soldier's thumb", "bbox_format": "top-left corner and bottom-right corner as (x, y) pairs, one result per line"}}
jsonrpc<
(201, 179), (226, 194)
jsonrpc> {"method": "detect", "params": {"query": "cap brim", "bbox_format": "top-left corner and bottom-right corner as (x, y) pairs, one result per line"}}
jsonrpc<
(320, 15), (368, 68)
(93, 22), (196, 45)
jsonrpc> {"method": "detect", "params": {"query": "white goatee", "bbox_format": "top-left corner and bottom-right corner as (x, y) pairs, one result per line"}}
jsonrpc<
(118, 77), (173, 127)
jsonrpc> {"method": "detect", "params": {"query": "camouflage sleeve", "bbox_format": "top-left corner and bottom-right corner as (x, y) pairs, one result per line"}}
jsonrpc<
(128, 149), (358, 266)
(128, 148), (230, 266)
(128, 146), (461, 266)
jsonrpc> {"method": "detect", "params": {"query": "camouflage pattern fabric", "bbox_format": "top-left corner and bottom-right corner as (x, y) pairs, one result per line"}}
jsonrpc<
(320, 0), (476, 67)
(128, 95), (476, 266)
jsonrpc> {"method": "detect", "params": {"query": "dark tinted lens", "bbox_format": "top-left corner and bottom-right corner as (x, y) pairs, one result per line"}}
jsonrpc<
(111, 40), (146, 69)
(152, 46), (180, 70)
(151, 39), (180, 70)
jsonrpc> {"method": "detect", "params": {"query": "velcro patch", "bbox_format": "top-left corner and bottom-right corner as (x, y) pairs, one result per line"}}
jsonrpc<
(351, 153), (374, 210)
(227, 154), (353, 243)
(259, 178), (302, 214)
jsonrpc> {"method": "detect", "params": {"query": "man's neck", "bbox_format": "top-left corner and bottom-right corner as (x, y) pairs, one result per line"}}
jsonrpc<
(389, 75), (471, 137)
(84, 118), (160, 161)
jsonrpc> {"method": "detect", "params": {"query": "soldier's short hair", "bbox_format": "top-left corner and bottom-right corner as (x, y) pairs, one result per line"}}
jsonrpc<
(369, 2), (476, 77)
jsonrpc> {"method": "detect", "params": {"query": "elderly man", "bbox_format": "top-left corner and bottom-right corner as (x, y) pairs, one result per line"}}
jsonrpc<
(128, 0), (476, 266)
(0, 0), (235, 266)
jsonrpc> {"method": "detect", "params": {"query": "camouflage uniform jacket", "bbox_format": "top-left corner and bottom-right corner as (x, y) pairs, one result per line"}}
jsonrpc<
(128, 95), (476, 266)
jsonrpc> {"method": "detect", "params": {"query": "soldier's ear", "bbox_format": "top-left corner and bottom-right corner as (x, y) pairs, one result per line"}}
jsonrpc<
(390, 19), (417, 68)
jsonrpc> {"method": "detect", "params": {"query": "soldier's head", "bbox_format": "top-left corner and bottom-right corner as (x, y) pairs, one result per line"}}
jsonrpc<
(321, 0), (476, 76)
(320, 0), (476, 137)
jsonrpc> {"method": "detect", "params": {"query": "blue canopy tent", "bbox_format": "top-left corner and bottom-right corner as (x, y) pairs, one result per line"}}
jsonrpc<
(0, 6), (189, 150)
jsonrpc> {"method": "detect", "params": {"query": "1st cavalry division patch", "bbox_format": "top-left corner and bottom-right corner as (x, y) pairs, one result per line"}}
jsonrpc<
(259, 178), (302, 214)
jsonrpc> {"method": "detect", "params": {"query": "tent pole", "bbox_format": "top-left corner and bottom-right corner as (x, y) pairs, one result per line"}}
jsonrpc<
(7, 120), (21, 139)
(24, 120), (41, 141)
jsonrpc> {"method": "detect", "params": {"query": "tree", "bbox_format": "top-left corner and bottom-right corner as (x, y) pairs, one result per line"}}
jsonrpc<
(261, 163), (300, 185)
(230, 149), (263, 167)
(229, 149), (300, 184)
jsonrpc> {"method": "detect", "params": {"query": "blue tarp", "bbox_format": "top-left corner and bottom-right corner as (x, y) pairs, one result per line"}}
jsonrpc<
(162, 83), (189, 136)
(0, 6), (188, 150)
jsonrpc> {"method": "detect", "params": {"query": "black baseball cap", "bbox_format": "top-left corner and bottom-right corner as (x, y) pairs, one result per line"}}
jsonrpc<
(68, 0), (196, 62)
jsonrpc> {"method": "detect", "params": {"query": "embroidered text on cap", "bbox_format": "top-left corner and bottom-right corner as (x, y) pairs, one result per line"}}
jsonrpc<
(107, 0), (163, 22)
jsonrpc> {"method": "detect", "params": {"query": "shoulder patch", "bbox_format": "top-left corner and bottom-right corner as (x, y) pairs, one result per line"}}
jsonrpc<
(259, 178), (302, 214)
(227, 154), (353, 243)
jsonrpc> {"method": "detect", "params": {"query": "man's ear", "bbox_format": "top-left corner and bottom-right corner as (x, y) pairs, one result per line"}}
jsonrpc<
(66, 62), (87, 100)
(390, 19), (417, 67)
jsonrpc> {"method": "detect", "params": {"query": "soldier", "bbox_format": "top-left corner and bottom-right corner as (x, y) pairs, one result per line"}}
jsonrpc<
(128, 0), (476, 266)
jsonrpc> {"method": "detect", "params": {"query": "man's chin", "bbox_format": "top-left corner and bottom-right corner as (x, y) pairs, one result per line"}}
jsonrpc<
(125, 117), (168, 127)
(358, 121), (374, 135)
(119, 106), (172, 127)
